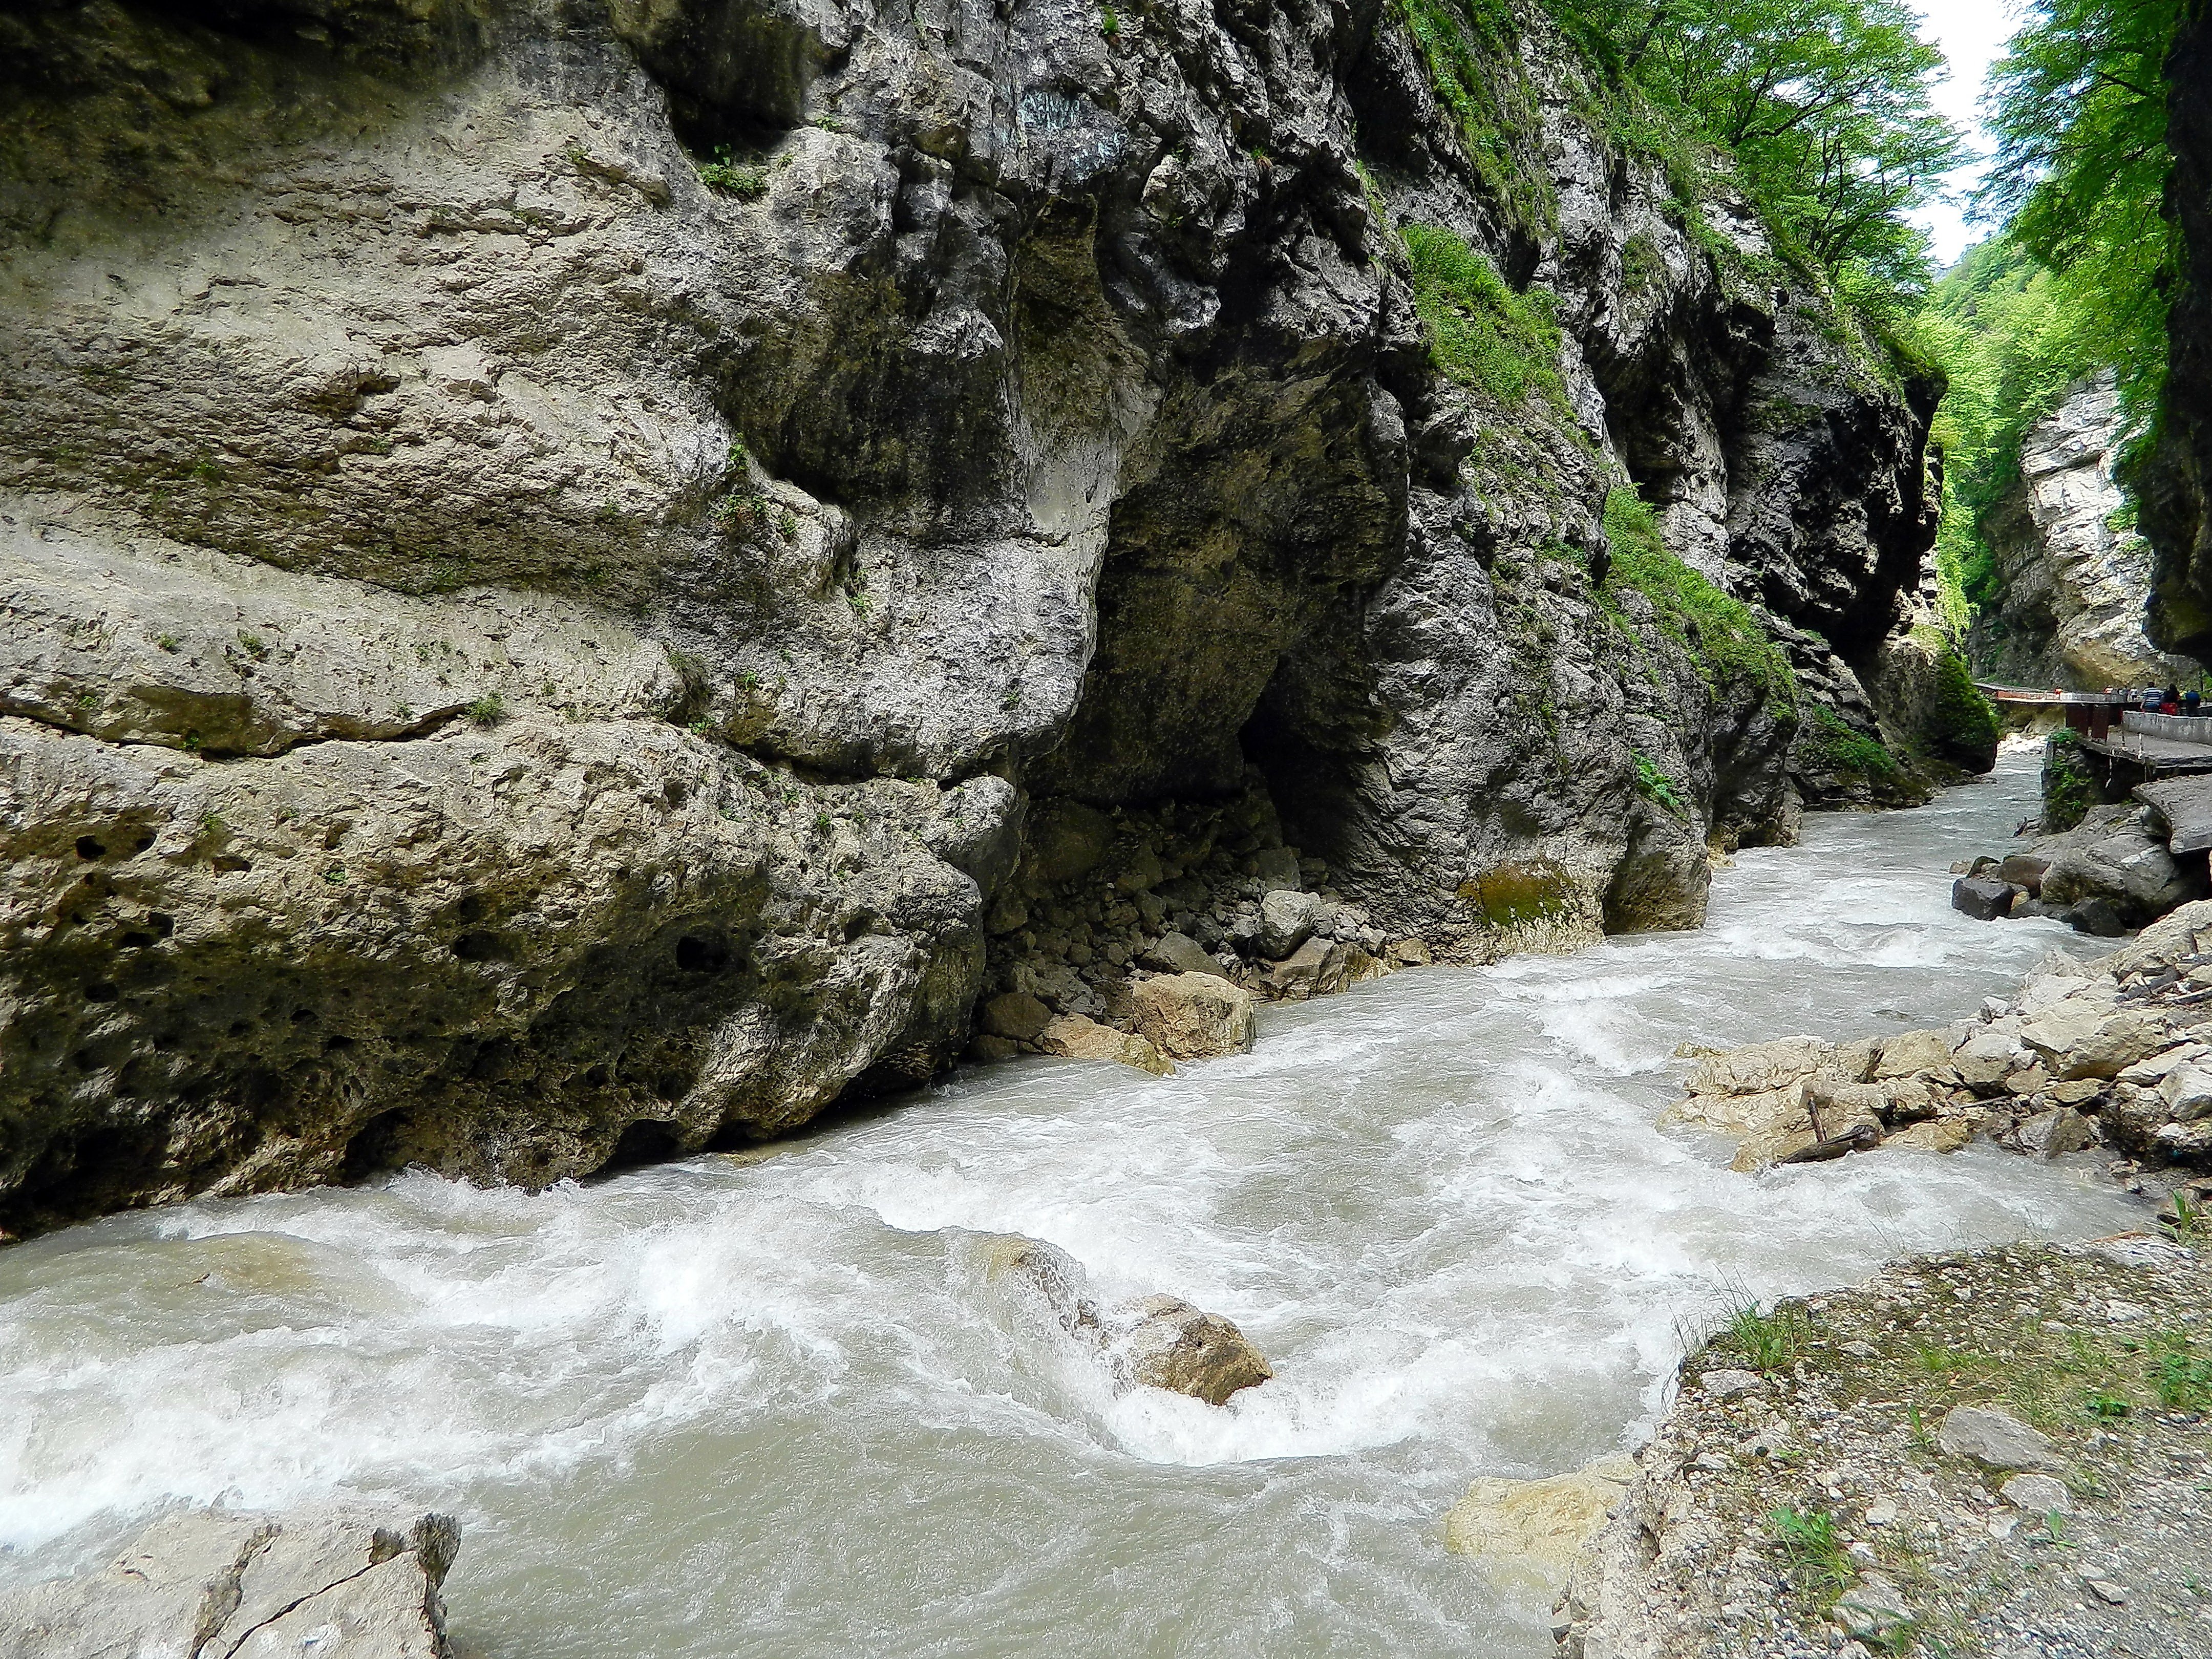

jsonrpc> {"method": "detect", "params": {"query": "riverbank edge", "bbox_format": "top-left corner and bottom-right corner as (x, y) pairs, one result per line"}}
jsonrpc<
(1554, 1232), (2211, 1658)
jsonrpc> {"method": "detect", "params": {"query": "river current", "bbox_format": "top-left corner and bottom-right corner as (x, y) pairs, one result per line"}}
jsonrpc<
(0, 748), (2157, 1655)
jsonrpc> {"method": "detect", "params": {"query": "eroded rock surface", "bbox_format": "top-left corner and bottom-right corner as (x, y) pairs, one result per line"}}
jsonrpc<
(0, 1505), (459, 1659)
(1972, 373), (2189, 688)
(0, 0), (1963, 1233)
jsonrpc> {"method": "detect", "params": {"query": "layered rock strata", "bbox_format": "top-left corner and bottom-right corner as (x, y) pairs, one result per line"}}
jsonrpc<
(1, 0), (1962, 1233)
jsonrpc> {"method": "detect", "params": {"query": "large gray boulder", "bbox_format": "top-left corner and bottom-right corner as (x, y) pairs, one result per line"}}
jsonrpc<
(2041, 810), (2205, 926)
(0, 1506), (459, 1659)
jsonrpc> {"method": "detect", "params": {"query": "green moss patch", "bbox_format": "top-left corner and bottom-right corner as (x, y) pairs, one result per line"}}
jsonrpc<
(1457, 859), (1576, 928)
(2042, 728), (2094, 831)
(1800, 704), (1901, 780)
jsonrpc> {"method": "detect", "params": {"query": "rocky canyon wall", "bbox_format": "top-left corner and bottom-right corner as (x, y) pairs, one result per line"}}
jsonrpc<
(0, 0), (1962, 1237)
(1971, 371), (2185, 689)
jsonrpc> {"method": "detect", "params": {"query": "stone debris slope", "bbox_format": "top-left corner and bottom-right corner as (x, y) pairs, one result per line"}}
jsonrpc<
(1558, 1236), (2212, 1659)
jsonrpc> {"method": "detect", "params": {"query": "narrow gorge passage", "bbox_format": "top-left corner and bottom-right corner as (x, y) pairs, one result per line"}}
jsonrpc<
(0, 748), (2151, 1658)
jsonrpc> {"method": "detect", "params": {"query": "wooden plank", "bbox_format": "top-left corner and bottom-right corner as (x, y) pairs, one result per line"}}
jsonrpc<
(2137, 775), (2212, 855)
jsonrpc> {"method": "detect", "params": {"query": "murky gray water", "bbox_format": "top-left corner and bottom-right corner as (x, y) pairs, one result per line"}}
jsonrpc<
(0, 748), (2153, 1655)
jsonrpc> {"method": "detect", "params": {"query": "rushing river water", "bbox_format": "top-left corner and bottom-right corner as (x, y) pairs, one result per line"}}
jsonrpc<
(0, 748), (2159, 1655)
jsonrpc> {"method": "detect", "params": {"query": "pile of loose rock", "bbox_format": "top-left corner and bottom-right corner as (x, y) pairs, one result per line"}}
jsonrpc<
(971, 786), (1424, 1073)
(1670, 898), (2212, 1174)
(1555, 1235), (2212, 1658)
(1951, 798), (2205, 937)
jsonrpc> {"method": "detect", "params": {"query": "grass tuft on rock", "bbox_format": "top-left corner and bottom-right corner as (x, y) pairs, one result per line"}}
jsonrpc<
(1402, 223), (1571, 416)
(1801, 704), (1901, 779)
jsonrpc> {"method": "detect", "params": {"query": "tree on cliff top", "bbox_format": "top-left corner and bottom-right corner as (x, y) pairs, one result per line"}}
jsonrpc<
(1555, 0), (1965, 305)
(1979, 0), (2183, 415)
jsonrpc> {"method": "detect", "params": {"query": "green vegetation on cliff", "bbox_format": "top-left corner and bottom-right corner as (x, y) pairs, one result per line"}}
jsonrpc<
(1553, 0), (1965, 309)
(1601, 485), (1799, 708)
(1403, 224), (1571, 416)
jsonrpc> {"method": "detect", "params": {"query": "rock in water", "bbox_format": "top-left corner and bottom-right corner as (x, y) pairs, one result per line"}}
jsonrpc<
(1443, 1457), (1637, 1590)
(1131, 973), (1256, 1060)
(1035, 1014), (1175, 1076)
(0, 1506), (459, 1659)
(971, 1236), (1271, 1407)
(1952, 875), (2019, 921)
(1106, 1295), (1273, 1407)
(1936, 1405), (2063, 1472)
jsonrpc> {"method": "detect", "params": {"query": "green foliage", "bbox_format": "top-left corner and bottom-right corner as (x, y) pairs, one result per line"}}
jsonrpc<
(2041, 728), (2094, 831)
(1632, 748), (1687, 817)
(1911, 237), (2130, 629)
(1766, 1505), (1854, 1597)
(1545, 0), (1964, 306)
(1927, 634), (2000, 754)
(1601, 484), (1799, 707)
(1397, 0), (1557, 238)
(1728, 1301), (1811, 1371)
(697, 146), (769, 198)
(2152, 1332), (2212, 1409)
(466, 693), (505, 728)
(2083, 1388), (2132, 1419)
(1402, 224), (1570, 416)
(1980, 0), (2180, 419)
(1801, 704), (1900, 778)
(1099, 3), (1120, 35)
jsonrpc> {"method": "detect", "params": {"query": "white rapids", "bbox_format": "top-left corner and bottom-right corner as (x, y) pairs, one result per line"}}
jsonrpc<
(0, 747), (2154, 1656)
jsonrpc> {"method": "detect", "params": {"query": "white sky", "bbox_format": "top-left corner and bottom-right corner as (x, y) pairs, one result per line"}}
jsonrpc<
(1909, 0), (2024, 268)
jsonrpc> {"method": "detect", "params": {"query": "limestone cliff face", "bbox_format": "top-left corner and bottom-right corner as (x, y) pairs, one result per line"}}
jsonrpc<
(1973, 372), (2183, 688)
(0, 0), (1948, 1235)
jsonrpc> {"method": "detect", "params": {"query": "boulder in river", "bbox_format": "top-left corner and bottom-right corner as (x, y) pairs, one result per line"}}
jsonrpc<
(1132, 973), (1256, 1060)
(1105, 1294), (1274, 1407)
(973, 1233), (1271, 1407)
(1444, 1456), (1637, 1592)
(0, 1505), (459, 1659)
(1951, 874), (2019, 921)
(1036, 1014), (1175, 1077)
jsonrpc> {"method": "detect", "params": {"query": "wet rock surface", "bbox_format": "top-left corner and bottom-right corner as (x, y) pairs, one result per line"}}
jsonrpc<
(1559, 1237), (2212, 1659)
(0, 1505), (460, 1659)
(972, 1232), (1272, 1408)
